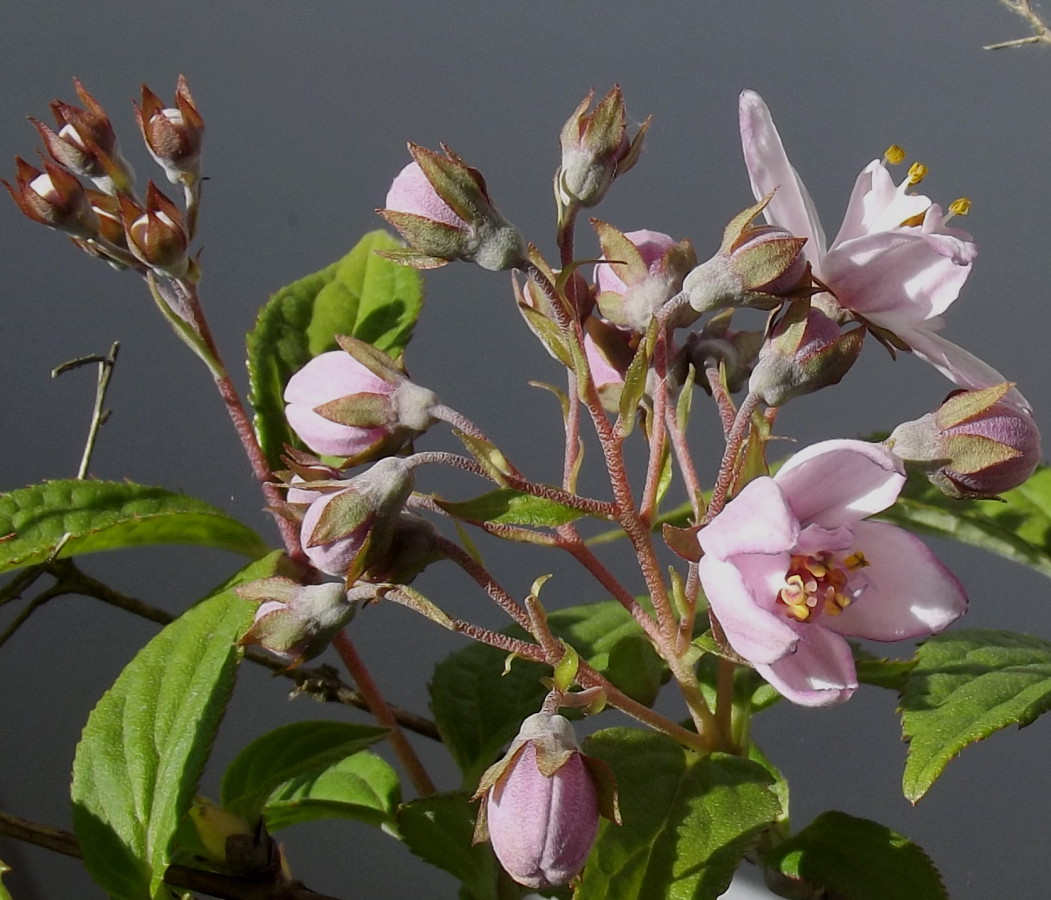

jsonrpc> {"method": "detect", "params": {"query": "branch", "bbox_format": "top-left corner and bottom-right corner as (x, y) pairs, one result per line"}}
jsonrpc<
(0, 560), (440, 740)
(0, 810), (343, 900)
(986, 0), (1051, 49)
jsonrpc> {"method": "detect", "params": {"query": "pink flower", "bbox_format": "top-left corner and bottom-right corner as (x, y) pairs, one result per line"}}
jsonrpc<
(738, 91), (1028, 410)
(284, 339), (437, 459)
(477, 713), (600, 889)
(385, 161), (465, 230)
(698, 439), (966, 706)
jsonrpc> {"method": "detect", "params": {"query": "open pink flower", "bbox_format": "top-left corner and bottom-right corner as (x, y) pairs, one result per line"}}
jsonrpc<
(738, 90), (1027, 410)
(698, 439), (966, 706)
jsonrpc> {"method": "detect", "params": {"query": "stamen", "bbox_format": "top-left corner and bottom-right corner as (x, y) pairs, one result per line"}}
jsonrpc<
(844, 551), (869, 570)
(907, 162), (928, 185)
(884, 144), (906, 165)
(776, 552), (860, 623)
(944, 197), (972, 223)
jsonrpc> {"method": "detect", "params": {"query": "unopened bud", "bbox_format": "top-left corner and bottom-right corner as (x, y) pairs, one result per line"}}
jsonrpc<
(583, 319), (636, 411)
(3, 156), (98, 238)
(684, 195), (808, 316)
(237, 577), (368, 666)
(557, 85), (649, 210)
(888, 383), (1042, 498)
(592, 223), (697, 332)
(33, 79), (134, 194)
(748, 301), (864, 406)
(474, 713), (603, 889)
(120, 182), (188, 277)
(379, 144), (524, 271)
(687, 310), (765, 395)
(135, 75), (204, 186)
(287, 457), (414, 580)
(284, 336), (438, 460)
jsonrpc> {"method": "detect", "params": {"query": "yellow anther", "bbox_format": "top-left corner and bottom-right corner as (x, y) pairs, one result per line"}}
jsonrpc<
(948, 197), (972, 217)
(907, 162), (928, 185)
(884, 144), (906, 165)
(845, 551), (869, 570)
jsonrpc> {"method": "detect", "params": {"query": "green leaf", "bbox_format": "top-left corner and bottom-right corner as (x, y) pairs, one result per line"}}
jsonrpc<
(221, 720), (391, 824)
(435, 488), (588, 528)
(246, 230), (424, 468)
(762, 811), (947, 900)
(878, 464), (1051, 579)
(853, 645), (915, 692)
(70, 553), (278, 899)
(578, 729), (781, 899)
(429, 600), (654, 785)
(263, 750), (400, 831)
(0, 480), (269, 575)
(900, 629), (1051, 802)
(429, 641), (549, 787)
(0, 858), (10, 900)
(396, 792), (509, 900)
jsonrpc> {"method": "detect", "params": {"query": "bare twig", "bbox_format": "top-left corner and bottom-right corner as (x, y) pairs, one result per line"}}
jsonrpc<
(52, 341), (120, 479)
(986, 0), (1051, 49)
(0, 559), (440, 739)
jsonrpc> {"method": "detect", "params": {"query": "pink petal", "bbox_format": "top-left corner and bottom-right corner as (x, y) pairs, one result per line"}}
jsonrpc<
(284, 351), (388, 405)
(821, 230), (972, 324)
(384, 161), (464, 228)
(698, 554), (800, 665)
(831, 160), (931, 248)
(899, 328), (1032, 413)
(698, 477), (797, 560)
(593, 229), (676, 295)
(775, 440), (904, 527)
(756, 625), (857, 707)
(738, 90), (827, 264)
(822, 521), (967, 641)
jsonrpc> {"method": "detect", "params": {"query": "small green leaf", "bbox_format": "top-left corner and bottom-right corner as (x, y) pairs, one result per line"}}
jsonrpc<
(0, 480), (269, 574)
(246, 230), (424, 468)
(878, 464), (1051, 579)
(429, 643), (549, 787)
(263, 750), (400, 831)
(396, 792), (508, 900)
(901, 629), (1051, 802)
(70, 553), (279, 900)
(762, 811), (947, 900)
(853, 645), (915, 692)
(429, 600), (655, 785)
(604, 634), (665, 707)
(579, 729), (781, 899)
(434, 488), (588, 528)
(0, 857), (10, 900)
(221, 721), (390, 823)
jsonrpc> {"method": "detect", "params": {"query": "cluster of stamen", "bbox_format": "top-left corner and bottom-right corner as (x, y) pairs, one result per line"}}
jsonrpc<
(883, 143), (972, 226)
(777, 551), (868, 622)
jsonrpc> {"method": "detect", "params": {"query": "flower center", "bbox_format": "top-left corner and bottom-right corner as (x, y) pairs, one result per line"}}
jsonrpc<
(776, 551), (869, 622)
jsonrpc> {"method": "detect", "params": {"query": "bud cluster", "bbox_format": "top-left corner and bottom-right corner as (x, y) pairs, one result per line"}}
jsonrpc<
(4, 77), (204, 277)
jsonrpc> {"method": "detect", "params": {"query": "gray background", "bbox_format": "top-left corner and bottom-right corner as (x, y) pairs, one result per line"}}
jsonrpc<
(2, 2), (1050, 898)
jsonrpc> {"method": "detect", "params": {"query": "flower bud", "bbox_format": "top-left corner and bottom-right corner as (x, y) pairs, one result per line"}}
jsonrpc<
(748, 301), (863, 406)
(284, 336), (438, 460)
(592, 223), (697, 332)
(684, 195), (809, 315)
(237, 577), (367, 666)
(557, 85), (649, 210)
(135, 75), (204, 186)
(583, 319), (635, 412)
(474, 713), (601, 889)
(888, 383), (1042, 498)
(360, 513), (444, 584)
(3, 156), (99, 238)
(379, 144), (524, 271)
(32, 79), (134, 194)
(686, 310), (765, 395)
(288, 457), (414, 580)
(119, 182), (189, 277)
